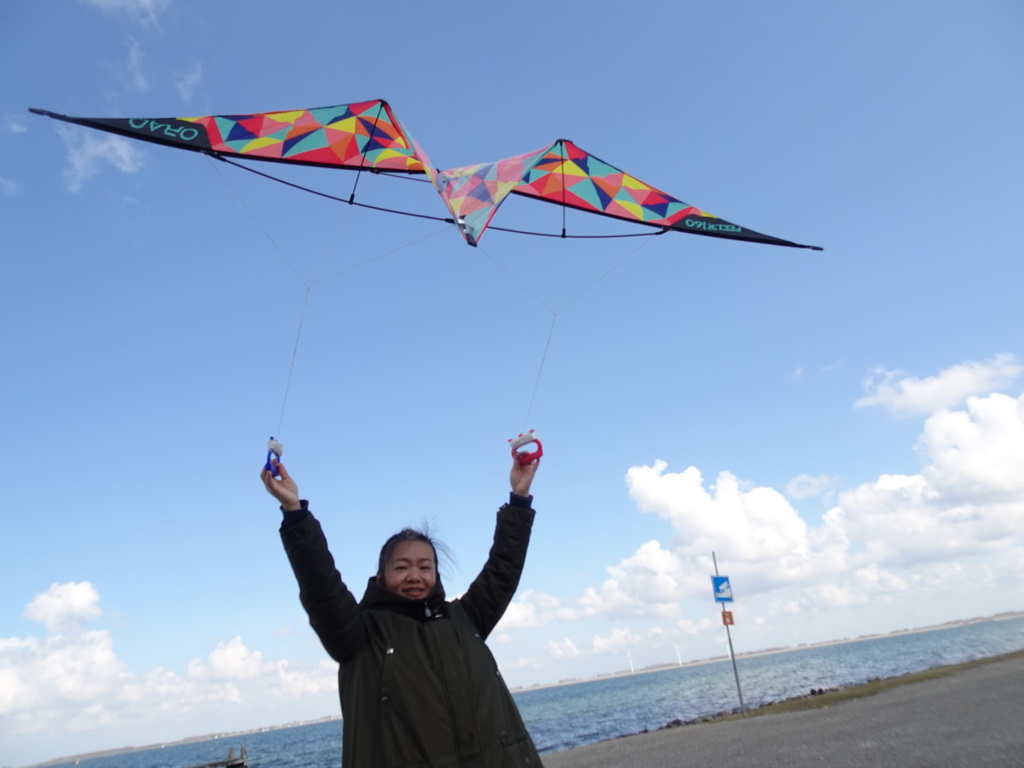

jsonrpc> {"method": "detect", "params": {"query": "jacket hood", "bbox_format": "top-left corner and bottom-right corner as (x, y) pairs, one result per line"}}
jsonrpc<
(360, 575), (448, 620)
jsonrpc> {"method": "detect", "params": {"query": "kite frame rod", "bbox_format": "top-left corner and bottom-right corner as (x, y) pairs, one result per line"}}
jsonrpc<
(212, 155), (674, 240)
(211, 153), (455, 225)
(509, 187), (822, 250)
(486, 224), (668, 240)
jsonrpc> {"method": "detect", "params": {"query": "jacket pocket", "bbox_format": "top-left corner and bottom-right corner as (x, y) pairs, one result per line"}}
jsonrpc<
(500, 731), (538, 766)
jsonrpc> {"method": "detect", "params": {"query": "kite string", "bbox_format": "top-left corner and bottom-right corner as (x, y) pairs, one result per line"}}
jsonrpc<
(206, 154), (308, 286)
(203, 153), (455, 441)
(523, 313), (557, 430)
(478, 233), (653, 316)
(275, 285), (311, 438)
(271, 224), (450, 438)
(478, 233), (656, 427)
(481, 248), (555, 315)
(554, 234), (655, 314)
(205, 148), (654, 438)
(310, 225), (452, 287)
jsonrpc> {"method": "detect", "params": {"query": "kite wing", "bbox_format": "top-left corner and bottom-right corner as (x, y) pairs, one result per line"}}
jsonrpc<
(509, 139), (817, 249)
(428, 138), (820, 249)
(30, 100), (428, 173)
(431, 144), (556, 246)
(31, 102), (820, 250)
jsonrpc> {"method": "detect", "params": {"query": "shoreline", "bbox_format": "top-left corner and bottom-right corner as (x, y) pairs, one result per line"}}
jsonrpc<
(636, 646), (1024, 732)
(511, 609), (1024, 694)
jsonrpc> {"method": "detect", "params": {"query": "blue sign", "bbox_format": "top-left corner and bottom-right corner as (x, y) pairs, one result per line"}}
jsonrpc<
(711, 576), (734, 603)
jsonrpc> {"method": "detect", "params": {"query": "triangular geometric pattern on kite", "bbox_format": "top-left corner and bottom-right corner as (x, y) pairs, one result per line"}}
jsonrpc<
(30, 100), (428, 173)
(512, 140), (814, 249)
(182, 101), (429, 173)
(434, 144), (557, 246)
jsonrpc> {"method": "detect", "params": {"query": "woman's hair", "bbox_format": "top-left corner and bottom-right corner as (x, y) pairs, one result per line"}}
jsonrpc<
(376, 526), (452, 579)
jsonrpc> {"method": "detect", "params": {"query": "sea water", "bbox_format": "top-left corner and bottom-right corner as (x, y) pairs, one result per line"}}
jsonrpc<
(44, 616), (1024, 768)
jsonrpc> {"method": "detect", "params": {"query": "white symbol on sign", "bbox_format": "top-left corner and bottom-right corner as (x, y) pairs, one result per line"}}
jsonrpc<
(711, 576), (734, 602)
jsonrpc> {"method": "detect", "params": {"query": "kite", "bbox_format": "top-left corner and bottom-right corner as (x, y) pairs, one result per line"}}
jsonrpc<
(30, 99), (821, 250)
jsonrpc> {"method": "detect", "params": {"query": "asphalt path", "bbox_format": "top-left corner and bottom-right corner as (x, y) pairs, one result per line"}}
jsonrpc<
(541, 655), (1024, 767)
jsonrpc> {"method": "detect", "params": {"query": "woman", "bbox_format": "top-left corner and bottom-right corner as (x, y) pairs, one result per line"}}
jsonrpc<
(261, 454), (542, 768)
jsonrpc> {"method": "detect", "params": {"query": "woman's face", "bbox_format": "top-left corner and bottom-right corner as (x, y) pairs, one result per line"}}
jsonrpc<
(381, 540), (437, 600)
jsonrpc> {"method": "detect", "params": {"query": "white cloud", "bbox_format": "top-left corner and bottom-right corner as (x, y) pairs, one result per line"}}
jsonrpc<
(272, 659), (338, 700)
(175, 59), (204, 102)
(790, 361), (843, 382)
(550, 376), (1022, 632)
(0, 175), (17, 196)
(504, 656), (543, 672)
(5, 115), (27, 134)
(622, 463), (845, 595)
(854, 563), (908, 591)
(591, 627), (642, 655)
(676, 617), (714, 635)
(24, 582), (103, 633)
(83, 0), (169, 26)
(819, 360), (844, 375)
(855, 354), (1021, 414)
(830, 391), (1024, 566)
(188, 637), (271, 681)
(546, 638), (581, 659)
(0, 627), (127, 722)
(785, 474), (837, 499)
(920, 392), (1024, 503)
(798, 581), (870, 609)
(568, 541), (687, 620)
(3, 583), (337, 750)
(55, 123), (144, 192)
(497, 590), (561, 633)
(784, 564), (909, 613)
(122, 38), (150, 92)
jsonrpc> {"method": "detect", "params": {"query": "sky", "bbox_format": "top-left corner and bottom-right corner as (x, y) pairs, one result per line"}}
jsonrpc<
(2, 0), (1023, 765)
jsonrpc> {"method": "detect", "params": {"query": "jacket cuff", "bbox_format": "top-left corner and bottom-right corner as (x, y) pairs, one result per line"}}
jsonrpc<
(280, 499), (310, 529)
(509, 492), (533, 509)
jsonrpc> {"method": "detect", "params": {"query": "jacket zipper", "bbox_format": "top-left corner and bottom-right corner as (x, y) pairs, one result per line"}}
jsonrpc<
(425, 620), (464, 768)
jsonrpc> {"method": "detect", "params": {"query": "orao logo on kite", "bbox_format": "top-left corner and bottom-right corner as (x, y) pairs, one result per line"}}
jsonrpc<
(30, 99), (821, 250)
(31, 99), (820, 463)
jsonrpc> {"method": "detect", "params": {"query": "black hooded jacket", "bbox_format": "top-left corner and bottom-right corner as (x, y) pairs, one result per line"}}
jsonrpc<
(280, 498), (541, 768)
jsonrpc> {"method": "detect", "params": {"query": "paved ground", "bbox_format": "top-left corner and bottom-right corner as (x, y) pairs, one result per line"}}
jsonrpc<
(541, 655), (1024, 767)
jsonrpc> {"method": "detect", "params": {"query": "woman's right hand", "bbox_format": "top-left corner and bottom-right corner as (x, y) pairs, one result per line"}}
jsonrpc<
(261, 460), (301, 511)
(510, 454), (539, 498)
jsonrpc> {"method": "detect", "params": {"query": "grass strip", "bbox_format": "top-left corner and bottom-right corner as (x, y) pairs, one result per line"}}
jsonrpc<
(726, 647), (1024, 721)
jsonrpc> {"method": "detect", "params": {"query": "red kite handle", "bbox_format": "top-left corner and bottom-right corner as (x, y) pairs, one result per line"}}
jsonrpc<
(509, 430), (543, 465)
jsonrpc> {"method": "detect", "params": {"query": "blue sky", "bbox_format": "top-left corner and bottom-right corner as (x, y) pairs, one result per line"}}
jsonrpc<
(3, 0), (1023, 764)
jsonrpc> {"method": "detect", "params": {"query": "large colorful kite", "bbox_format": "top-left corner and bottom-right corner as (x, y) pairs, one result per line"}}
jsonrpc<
(31, 99), (821, 250)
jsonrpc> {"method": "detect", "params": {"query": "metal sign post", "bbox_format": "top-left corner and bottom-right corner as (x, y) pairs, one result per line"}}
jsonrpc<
(712, 551), (746, 717)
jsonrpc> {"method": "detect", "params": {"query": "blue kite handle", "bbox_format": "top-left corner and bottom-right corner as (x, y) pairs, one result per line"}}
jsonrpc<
(265, 437), (283, 478)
